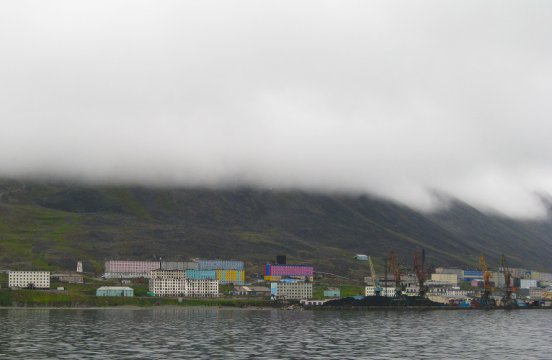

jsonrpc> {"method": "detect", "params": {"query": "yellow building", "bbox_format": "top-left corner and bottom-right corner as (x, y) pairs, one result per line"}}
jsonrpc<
(430, 273), (458, 285)
(215, 269), (245, 285)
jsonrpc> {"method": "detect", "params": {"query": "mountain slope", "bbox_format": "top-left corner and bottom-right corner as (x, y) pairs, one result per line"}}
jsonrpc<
(1, 180), (551, 277)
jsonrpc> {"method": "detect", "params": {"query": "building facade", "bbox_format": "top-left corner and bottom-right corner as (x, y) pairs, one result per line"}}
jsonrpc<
(149, 269), (186, 296)
(264, 264), (314, 281)
(51, 273), (84, 284)
(195, 259), (244, 271)
(149, 269), (219, 297)
(324, 288), (340, 298)
(104, 260), (160, 279)
(185, 269), (217, 280)
(186, 279), (219, 297)
(431, 273), (458, 285)
(365, 286), (402, 297)
(160, 261), (198, 271)
(96, 286), (134, 297)
(9, 271), (50, 289)
(215, 269), (245, 285)
(270, 282), (313, 300)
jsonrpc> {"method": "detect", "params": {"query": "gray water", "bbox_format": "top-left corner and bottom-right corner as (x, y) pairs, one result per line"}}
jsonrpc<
(0, 308), (550, 359)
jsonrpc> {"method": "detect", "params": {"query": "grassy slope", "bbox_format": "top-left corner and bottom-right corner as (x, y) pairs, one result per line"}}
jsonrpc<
(1, 180), (552, 278)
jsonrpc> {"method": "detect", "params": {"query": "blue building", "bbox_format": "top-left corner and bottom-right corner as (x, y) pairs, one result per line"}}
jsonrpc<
(96, 286), (134, 297)
(324, 288), (340, 298)
(185, 269), (217, 280)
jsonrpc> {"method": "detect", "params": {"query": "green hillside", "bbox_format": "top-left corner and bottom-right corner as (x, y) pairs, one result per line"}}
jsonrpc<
(1, 180), (551, 278)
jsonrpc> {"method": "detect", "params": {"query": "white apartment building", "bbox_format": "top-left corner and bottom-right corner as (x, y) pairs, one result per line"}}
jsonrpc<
(270, 282), (313, 300)
(186, 279), (219, 297)
(9, 271), (50, 289)
(104, 260), (160, 279)
(149, 269), (186, 296)
(365, 286), (398, 297)
(149, 269), (219, 297)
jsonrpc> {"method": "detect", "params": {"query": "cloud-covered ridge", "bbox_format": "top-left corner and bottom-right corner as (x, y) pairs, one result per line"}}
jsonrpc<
(1, 1), (552, 218)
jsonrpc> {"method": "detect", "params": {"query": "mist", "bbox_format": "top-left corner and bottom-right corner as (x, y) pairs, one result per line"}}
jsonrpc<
(1, 1), (552, 218)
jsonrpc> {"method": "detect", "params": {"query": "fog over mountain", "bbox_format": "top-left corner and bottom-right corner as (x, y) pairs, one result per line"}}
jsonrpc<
(1, 1), (552, 218)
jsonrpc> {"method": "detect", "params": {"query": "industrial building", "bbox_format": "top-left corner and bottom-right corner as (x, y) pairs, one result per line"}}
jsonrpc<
(430, 273), (458, 285)
(232, 285), (270, 297)
(435, 267), (464, 278)
(462, 270), (483, 281)
(51, 273), (84, 284)
(324, 288), (340, 298)
(365, 286), (395, 297)
(96, 286), (134, 297)
(270, 281), (313, 300)
(517, 279), (538, 289)
(9, 271), (50, 289)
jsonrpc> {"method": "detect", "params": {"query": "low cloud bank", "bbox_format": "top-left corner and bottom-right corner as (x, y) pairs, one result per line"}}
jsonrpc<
(1, 1), (551, 218)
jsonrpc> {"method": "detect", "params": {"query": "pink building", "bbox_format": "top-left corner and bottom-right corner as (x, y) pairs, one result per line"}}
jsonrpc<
(104, 260), (160, 278)
(265, 264), (314, 277)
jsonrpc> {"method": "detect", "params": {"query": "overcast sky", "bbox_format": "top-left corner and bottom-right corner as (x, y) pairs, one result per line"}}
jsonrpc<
(1, 1), (551, 218)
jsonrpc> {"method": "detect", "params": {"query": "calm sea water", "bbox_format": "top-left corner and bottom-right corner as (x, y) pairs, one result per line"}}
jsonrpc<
(0, 308), (550, 359)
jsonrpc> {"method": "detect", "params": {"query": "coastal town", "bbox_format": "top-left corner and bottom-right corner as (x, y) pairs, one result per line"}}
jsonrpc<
(2, 252), (552, 309)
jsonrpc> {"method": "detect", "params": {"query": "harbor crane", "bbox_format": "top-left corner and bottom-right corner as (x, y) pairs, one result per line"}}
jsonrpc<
(478, 254), (495, 308)
(500, 254), (516, 308)
(388, 251), (404, 297)
(368, 256), (382, 296)
(413, 249), (428, 297)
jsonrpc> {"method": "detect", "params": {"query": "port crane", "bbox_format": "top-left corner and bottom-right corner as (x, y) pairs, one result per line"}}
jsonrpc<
(413, 250), (428, 297)
(478, 254), (495, 308)
(388, 251), (404, 297)
(500, 254), (516, 308)
(368, 256), (382, 296)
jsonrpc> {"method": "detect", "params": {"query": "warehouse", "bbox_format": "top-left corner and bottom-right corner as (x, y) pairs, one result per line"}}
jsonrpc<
(96, 286), (134, 297)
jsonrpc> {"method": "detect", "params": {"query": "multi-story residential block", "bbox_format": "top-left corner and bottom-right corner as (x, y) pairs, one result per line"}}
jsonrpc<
(270, 282), (313, 300)
(9, 271), (50, 289)
(160, 261), (198, 271)
(264, 264), (314, 281)
(215, 269), (245, 285)
(185, 269), (217, 280)
(104, 260), (160, 279)
(149, 269), (186, 296)
(195, 259), (244, 271)
(149, 269), (219, 297)
(186, 279), (219, 297)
